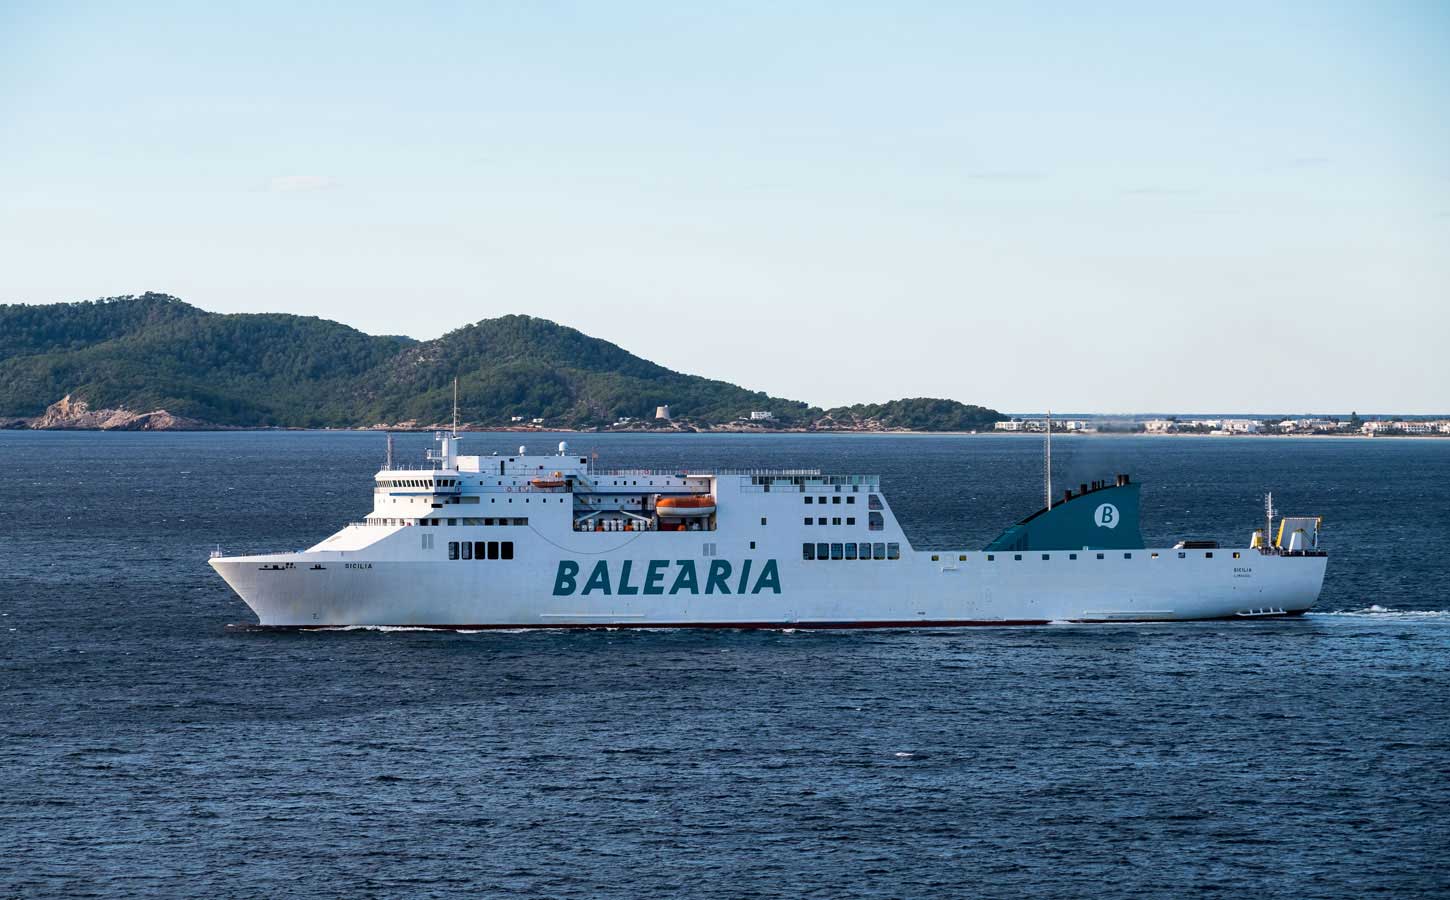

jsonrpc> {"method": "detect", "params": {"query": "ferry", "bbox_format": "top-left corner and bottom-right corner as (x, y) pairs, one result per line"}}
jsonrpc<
(209, 421), (1327, 628)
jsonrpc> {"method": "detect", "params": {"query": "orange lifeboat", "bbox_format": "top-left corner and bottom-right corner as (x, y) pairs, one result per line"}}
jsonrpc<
(530, 471), (568, 489)
(655, 495), (715, 517)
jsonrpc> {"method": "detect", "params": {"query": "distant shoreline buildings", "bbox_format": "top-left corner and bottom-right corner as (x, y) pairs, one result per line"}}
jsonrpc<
(995, 416), (1450, 436)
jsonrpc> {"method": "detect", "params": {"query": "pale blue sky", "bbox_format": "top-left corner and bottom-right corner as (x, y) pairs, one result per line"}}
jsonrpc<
(3, 2), (1447, 412)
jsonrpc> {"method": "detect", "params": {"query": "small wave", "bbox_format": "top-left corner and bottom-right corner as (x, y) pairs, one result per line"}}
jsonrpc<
(1312, 606), (1450, 619)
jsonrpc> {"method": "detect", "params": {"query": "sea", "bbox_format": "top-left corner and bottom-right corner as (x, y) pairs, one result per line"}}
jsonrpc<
(2, 431), (1447, 898)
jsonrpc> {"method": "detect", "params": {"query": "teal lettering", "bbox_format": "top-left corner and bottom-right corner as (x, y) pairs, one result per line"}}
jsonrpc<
(735, 559), (753, 594)
(617, 560), (640, 595)
(669, 560), (698, 594)
(752, 559), (781, 594)
(553, 560), (579, 596)
(706, 560), (732, 595)
(643, 559), (668, 595)
(582, 560), (612, 595)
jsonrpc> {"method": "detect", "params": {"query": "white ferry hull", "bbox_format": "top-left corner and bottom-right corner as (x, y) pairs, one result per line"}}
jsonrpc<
(211, 546), (1326, 628)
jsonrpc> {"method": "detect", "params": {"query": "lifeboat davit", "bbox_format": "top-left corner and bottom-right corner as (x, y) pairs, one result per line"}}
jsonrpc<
(655, 496), (715, 517)
(530, 471), (568, 489)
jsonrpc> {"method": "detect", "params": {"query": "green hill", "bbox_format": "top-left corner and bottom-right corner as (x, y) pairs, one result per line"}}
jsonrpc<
(0, 294), (1000, 430)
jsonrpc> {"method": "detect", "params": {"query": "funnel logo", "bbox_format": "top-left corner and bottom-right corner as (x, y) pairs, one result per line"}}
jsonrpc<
(1094, 503), (1120, 529)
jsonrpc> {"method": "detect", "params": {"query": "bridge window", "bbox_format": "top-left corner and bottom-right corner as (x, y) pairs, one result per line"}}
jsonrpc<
(845, 543), (857, 560)
(501, 541), (514, 560)
(868, 512), (884, 531)
(873, 542), (886, 560)
(887, 543), (900, 560)
(461, 542), (472, 560)
(487, 542), (499, 560)
(448, 541), (459, 560)
(803, 543), (815, 560)
(816, 542), (829, 561)
(830, 543), (843, 560)
(474, 541), (486, 559)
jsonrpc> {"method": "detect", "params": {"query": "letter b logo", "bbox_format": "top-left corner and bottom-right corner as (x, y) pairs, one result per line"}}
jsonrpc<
(1094, 503), (1119, 529)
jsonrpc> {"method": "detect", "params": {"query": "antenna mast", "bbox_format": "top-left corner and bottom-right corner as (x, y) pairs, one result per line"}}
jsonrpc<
(385, 431), (394, 470)
(1264, 491), (1275, 548)
(452, 376), (459, 435)
(1044, 410), (1053, 509)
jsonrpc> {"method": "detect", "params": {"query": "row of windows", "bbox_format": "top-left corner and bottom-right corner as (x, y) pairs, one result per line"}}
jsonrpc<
(378, 478), (459, 489)
(370, 517), (528, 527)
(448, 541), (515, 560)
(803, 542), (900, 561)
(805, 517), (857, 526)
(935, 550), (1234, 562)
(804, 495), (856, 505)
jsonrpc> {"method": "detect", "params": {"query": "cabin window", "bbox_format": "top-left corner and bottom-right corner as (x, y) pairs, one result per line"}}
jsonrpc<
(846, 517), (855, 525)
(448, 541), (459, 560)
(448, 518), (457, 526)
(986, 554), (995, 561)
(816, 542), (829, 561)
(1014, 554), (1023, 561)
(1097, 553), (1104, 559)
(847, 496), (855, 504)
(868, 495), (883, 510)
(1233, 552), (1241, 559)
(1124, 553), (1133, 559)
(803, 543), (815, 560)
(830, 543), (843, 560)
(501, 541), (514, 560)
(1177, 552), (1185, 558)
(804, 496), (813, 504)
(1205, 552), (1213, 559)
(887, 543), (900, 560)
(760, 517), (767, 526)
(845, 543), (857, 560)
(804, 517), (813, 526)
(868, 512), (884, 531)
(930, 554), (939, 561)
(832, 517), (841, 525)
(959, 554), (967, 561)
(1042, 554), (1050, 560)
(487, 542), (500, 560)
(832, 496), (841, 505)
(818, 517), (827, 525)
(1069, 553), (1077, 560)
(474, 541), (486, 559)
(461, 542), (472, 560)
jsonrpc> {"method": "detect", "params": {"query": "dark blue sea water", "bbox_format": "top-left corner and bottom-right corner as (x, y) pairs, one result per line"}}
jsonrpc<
(3, 432), (1448, 898)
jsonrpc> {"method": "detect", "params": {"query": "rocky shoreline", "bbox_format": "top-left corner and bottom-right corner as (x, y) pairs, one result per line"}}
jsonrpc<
(3, 395), (210, 431)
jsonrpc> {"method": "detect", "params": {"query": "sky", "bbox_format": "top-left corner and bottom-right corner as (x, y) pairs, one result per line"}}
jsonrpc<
(2, 2), (1447, 414)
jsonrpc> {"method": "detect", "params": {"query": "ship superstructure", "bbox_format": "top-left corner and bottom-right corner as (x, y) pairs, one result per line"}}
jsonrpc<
(210, 430), (1327, 628)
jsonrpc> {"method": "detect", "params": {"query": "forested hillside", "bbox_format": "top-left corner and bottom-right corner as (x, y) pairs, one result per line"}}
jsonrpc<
(0, 294), (1000, 430)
